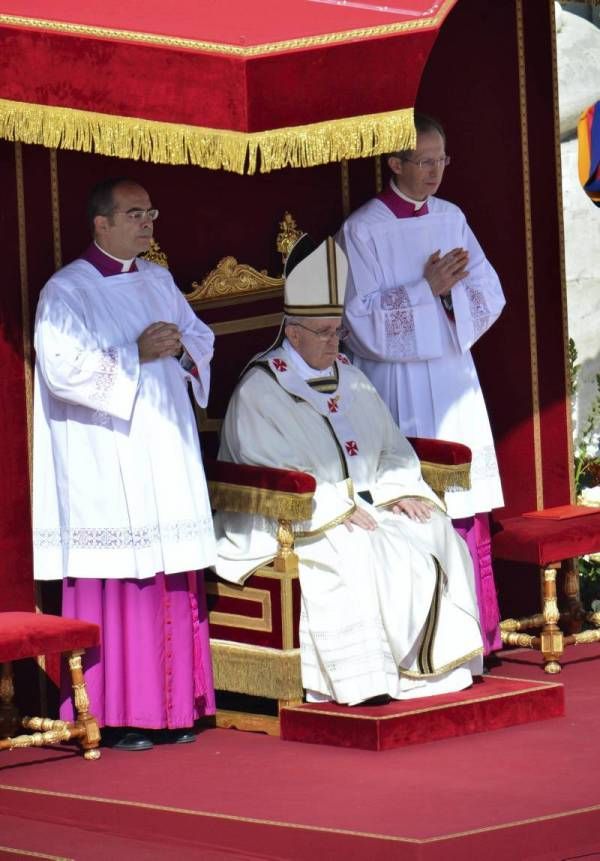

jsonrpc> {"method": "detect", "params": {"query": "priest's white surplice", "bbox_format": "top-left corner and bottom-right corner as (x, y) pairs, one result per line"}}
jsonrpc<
(33, 257), (216, 581)
(340, 196), (505, 518)
(214, 345), (483, 704)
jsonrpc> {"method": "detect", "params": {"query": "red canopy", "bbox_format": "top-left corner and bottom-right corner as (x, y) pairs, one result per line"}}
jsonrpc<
(0, 0), (457, 172)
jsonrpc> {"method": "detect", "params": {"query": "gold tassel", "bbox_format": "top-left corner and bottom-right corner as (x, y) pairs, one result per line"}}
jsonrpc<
(210, 640), (303, 700)
(420, 461), (471, 494)
(0, 98), (414, 175)
(208, 480), (314, 521)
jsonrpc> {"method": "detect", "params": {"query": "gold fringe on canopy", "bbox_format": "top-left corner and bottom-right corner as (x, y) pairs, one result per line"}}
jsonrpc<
(210, 640), (303, 700)
(419, 461), (471, 494)
(208, 480), (314, 521)
(0, 98), (415, 175)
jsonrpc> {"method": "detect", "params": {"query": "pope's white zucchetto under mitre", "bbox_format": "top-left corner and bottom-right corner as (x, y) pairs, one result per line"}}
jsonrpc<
(283, 234), (349, 318)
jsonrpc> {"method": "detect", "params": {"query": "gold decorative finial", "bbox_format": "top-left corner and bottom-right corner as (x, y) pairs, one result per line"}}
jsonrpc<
(141, 238), (169, 269)
(276, 212), (303, 265)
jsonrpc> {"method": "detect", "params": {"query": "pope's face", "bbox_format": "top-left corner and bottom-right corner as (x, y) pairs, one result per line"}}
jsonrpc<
(285, 317), (341, 371)
(388, 130), (447, 201)
(94, 182), (154, 259)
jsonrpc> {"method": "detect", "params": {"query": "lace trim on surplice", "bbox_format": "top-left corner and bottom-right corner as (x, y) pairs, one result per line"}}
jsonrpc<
(89, 347), (119, 425)
(34, 518), (214, 550)
(465, 285), (492, 340)
(381, 286), (418, 359)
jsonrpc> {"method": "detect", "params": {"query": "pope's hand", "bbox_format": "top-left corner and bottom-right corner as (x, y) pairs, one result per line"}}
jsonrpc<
(425, 248), (469, 297)
(344, 507), (378, 532)
(392, 498), (434, 522)
(138, 322), (182, 363)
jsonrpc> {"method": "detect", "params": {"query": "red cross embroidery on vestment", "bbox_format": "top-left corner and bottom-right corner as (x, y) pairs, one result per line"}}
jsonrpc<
(337, 354), (350, 365)
(328, 396), (340, 413)
(345, 440), (359, 456)
(272, 359), (287, 372)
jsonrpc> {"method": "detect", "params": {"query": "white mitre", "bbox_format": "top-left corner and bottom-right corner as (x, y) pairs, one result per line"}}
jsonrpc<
(283, 234), (349, 319)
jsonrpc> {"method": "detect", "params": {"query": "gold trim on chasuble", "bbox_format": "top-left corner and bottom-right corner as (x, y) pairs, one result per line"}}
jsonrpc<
(417, 558), (443, 675)
(516, 0), (544, 509)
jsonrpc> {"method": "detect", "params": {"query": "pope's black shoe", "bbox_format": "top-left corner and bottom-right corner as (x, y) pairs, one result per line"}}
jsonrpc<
(104, 729), (154, 751)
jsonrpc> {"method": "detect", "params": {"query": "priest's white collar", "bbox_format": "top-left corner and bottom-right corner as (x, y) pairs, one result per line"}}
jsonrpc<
(281, 338), (334, 380)
(389, 179), (428, 210)
(93, 241), (137, 272)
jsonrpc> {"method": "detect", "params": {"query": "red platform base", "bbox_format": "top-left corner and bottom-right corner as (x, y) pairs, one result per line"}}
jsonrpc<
(280, 674), (564, 751)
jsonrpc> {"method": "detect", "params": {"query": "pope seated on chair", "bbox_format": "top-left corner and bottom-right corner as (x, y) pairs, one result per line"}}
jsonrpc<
(213, 234), (484, 705)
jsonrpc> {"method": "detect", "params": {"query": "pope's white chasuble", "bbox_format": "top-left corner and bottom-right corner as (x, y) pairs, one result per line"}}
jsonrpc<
(215, 345), (483, 704)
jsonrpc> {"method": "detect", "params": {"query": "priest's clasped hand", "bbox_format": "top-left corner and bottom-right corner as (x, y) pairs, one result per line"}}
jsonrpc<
(392, 498), (434, 522)
(425, 247), (469, 297)
(138, 321), (182, 363)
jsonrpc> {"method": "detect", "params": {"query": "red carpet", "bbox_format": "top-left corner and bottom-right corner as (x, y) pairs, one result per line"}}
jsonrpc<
(280, 675), (564, 750)
(1, 644), (600, 860)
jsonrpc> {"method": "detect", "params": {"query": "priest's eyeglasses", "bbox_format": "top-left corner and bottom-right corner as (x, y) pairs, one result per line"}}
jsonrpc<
(113, 207), (160, 222)
(401, 156), (451, 170)
(291, 321), (349, 341)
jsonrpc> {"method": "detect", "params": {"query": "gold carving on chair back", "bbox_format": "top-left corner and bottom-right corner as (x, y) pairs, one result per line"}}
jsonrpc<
(140, 238), (169, 269)
(187, 256), (283, 310)
(185, 212), (302, 310)
(276, 212), (303, 264)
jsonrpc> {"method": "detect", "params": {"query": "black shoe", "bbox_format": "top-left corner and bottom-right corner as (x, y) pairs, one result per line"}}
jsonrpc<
(156, 728), (196, 745)
(353, 694), (391, 707)
(484, 653), (502, 672)
(108, 730), (154, 752)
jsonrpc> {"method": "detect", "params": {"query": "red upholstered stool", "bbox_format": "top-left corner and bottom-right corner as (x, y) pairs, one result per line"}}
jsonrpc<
(493, 507), (600, 673)
(0, 612), (101, 759)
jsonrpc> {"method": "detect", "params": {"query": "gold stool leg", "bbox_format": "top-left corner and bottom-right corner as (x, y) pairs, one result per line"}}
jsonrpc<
(562, 558), (584, 633)
(539, 565), (563, 674)
(68, 650), (101, 760)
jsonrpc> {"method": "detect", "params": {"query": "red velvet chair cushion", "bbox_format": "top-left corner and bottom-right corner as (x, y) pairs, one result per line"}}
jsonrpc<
(205, 459), (317, 495)
(492, 512), (600, 566)
(407, 437), (472, 465)
(0, 612), (100, 663)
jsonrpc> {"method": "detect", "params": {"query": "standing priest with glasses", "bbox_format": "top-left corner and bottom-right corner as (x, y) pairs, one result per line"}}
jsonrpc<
(33, 178), (217, 750)
(339, 113), (506, 658)
(214, 235), (484, 706)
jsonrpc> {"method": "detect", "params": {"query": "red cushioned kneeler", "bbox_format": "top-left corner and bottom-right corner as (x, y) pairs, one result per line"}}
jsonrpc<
(493, 510), (600, 673)
(0, 612), (101, 759)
